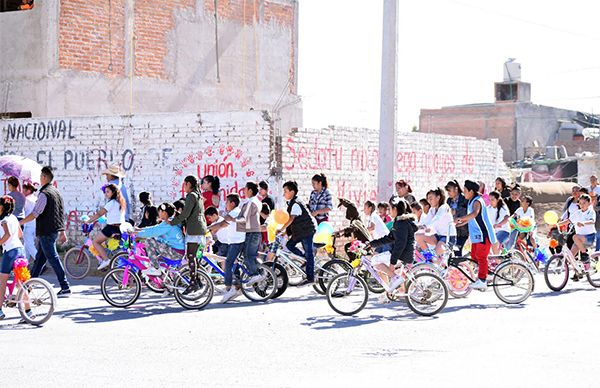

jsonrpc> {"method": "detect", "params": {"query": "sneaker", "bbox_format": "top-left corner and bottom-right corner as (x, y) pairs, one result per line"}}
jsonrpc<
(246, 273), (266, 286)
(220, 288), (241, 303)
(57, 288), (71, 297)
(469, 279), (487, 291)
(0, 310), (5, 320)
(144, 266), (162, 277)
(388, 275), (405, 291)
(378, 293), (390, 304)
(97, 260), (110, 271)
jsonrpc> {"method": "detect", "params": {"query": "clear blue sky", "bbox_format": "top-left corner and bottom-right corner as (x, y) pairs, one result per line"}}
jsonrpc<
(299, 0), (600, 130)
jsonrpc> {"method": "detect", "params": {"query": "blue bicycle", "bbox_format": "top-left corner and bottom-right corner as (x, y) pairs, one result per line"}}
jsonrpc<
(201, 253), (277, 302)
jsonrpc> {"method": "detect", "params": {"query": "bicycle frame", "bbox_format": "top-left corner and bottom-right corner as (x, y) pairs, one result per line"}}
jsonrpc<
(201, 254), (253, 285)
(347, 254), (415, 294)
(446, 256), (519, 288)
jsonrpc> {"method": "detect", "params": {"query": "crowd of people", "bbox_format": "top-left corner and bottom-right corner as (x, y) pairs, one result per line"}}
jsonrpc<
(1, 162), (599, 317)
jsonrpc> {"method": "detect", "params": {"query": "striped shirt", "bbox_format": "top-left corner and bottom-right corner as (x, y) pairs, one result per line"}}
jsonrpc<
(309, 188), (333, 223)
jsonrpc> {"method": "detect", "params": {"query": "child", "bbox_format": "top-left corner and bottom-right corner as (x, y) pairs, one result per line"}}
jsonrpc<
(0, 196), (26, 320)
(410, 202), (423, 223)
(278, 180), (317, 285)
(487, 191), (511, 254)
(136, 203), (185, 276)
(419, 198), (431, 215)
(377, 202), (392, 223)
(364, 200), (390, 252)
(457, 180), (497, 291)
(85, 183), (126, 270)
(560, 194), (595, 258)
(507, 195), (536, 250)
(138, 192), (158, 228)
(209, 194), (246, 303)
(368, 198), (418, 293)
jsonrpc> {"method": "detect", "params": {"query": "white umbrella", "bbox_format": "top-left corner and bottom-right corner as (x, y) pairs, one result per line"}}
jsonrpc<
(0, 155), (43, 184)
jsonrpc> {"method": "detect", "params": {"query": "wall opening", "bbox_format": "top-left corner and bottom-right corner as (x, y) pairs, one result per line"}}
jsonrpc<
(0, 112), (32, 119)
(0, 0), (34, 12)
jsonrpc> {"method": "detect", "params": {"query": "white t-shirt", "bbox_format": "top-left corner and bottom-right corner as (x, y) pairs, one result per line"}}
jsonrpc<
(427, 204), (457, 237)
(0, 215), (24, 251)
(369, 212), (389, 240)
(569, 207), (596, 235)
(514, 207), (535, 225)
(487, 205), (510, 233)
(104, 199), (126, 225)
(290, 203), (302, 217)
(562, 200), (580, 221)
(23, 194), (37, 230)
(217, 208), (246, 244)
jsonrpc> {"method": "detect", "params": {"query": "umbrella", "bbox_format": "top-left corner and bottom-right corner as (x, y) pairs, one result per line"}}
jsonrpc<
(0, 155), (43, 184)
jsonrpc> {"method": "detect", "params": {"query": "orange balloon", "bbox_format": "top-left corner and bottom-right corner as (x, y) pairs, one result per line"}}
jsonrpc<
(273, 209), (290, 225)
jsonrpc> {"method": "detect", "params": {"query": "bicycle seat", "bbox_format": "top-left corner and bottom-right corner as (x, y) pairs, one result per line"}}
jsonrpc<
(162, 257), (182, 267)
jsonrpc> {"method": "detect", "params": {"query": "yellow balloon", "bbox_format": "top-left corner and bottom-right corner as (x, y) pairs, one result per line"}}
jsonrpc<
(543, 211), (559, 225)
(314, 232), (330, 244)
(267, 224), (277, 243)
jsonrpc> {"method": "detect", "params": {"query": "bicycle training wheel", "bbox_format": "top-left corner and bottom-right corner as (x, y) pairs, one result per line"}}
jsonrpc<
(63, 247), (92, 279)
(173, 268), (214, 310)
(326, 273), (369, 316)
(101, 268), (142, 307)
(17, 278), (57, 326)
(544, 254), (569, 292)
(405, 272), (448, 317)
(241, 264), (277, 302)
(316, 259), (351, 294)
(493, 262), (534, 304)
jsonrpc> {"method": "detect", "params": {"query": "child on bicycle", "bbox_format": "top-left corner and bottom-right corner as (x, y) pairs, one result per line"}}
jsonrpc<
(136, 203), (185, 276)
(0, 196), (26, 320)
(368, 198), (418, 293)
(559, 193), (596, 259)
(457, 180), (497, 291)
(506, 195), (536, 250)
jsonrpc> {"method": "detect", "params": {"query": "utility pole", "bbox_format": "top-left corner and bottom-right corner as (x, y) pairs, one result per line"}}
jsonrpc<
(377, 0), (398, 201)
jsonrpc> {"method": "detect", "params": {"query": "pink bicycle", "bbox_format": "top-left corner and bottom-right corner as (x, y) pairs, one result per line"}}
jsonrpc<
(4, 258), (56, 325)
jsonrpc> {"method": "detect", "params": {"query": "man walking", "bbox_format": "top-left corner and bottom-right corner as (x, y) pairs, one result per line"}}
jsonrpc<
(20, 166), (71, 296)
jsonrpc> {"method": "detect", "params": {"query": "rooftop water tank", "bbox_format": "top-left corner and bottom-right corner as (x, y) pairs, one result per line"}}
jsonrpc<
(503, 60), (521, 82)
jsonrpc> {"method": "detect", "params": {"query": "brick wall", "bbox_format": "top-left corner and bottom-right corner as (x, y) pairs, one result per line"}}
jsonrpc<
(0, 111), (272, 239)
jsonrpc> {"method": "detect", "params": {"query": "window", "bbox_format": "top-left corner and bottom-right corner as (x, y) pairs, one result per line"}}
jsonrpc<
(0, 112), (32, 119)
(0, 0), (34, 12)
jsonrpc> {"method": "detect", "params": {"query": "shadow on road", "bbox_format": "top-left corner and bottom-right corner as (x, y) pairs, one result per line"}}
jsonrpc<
(302, 308), (435, 330)
(440, 303), (526, 314)
(532, 287), (596, 299)
(0, 318), (44, 330)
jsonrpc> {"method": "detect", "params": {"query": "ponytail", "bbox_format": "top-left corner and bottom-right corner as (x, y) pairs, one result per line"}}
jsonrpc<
(312, 173), (329, 189)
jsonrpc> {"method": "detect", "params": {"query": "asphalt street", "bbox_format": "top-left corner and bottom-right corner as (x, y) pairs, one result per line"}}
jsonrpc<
(2, 272), (599, 388)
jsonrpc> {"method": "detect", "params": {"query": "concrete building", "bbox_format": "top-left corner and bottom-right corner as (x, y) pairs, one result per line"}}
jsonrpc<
(0, 0), (301, 130)
(419, 63), (583, 162)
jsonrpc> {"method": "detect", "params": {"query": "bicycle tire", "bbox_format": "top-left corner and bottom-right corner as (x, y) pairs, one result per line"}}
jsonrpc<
(241, 264), (277, 302)
(493, 261), (534, 304)
(405, 272), (448, 317)
(101, 268), (142, 307)
(326, 272), (369, 316)
(266, 262), (289, 299)
(17, 278), (56, 326)
(286, 257), (306, 286)
(144, 273), (167, 293)
(586, 253), (600, 287)
(317, 259), (352, 294)
(109, 251), (128, 271)
(63, 247), (92, 279)
(173, 268), (214, 310)
(544, 254), (569, 292)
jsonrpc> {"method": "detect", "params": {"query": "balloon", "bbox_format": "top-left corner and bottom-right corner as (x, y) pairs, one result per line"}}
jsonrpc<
(273, 209), (290, 225)
(313, 232), (331, 244)
(316, 222), (334, 236)
(544, 211), (559, 225)
(267, 223), (277, 243)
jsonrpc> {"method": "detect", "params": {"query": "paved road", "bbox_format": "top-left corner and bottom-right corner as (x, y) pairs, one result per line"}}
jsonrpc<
(2, 272), (599, 388)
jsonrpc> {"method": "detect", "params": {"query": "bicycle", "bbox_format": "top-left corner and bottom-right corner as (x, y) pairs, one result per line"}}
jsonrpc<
(201, 251), (277, 302)
(63, 221), (125, 279)
(326, 242), (449, 316)
(544, 226), (600, 291)
(3, 257), (56, 325)
(101, 232), (214, 310)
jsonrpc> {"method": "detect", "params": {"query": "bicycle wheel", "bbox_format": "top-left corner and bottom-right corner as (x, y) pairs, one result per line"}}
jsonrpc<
(267, 262), (289, 299)
(173, 268), (214, 310)
(109, 251), (128, 271)
(101, 268), (142, 307)
(493, 262), (534, 304)
(405, 272), (448, 317)
(17, 278), (56, 326)
(286, 258), (306, 286)
(544, 254), (569, 292)
(317, 259), (351, 294)
(144, 273), (167, 294)
(446, 262), (473, 298)
(410, 263), (441, 276)
(241, 264), (277, 302)
(63, 247), (92, 279)
(586, 253), (600, 287)
(326, 273), (369, 316)
(362, 270), (385, 294)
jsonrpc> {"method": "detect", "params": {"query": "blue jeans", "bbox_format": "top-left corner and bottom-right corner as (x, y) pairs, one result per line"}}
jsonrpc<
(243, 232), (261, 277)
(220, 242), (244, 287)
(595, 231), (600, 251)
(1, 247), (26, 274)
(286, 234), (315, 281)
(496, 230), (510, 247)
(31, 233), (70, 290)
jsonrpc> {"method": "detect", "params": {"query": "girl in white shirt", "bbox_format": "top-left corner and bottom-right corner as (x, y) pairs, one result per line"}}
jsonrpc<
(415, 188), (457, 256)
(559, 194), (596, 257)
(507, 195), (536, 250)
(487, 191), (511, 254)
(0, 196), (26, 320)
(86, 183), (127, 270)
